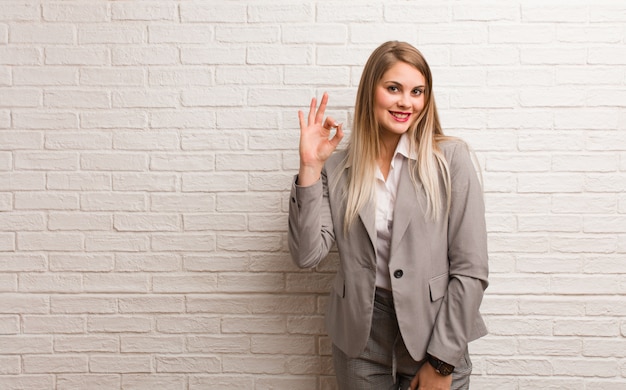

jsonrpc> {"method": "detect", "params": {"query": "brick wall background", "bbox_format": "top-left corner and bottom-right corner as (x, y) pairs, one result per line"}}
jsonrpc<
(0, 0), (625, 389)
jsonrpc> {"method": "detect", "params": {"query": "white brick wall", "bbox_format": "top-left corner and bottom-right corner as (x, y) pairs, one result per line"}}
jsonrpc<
(0, 0), (624, 388)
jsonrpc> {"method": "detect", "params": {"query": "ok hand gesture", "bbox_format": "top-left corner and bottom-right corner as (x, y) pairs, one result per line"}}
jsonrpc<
(297, 92), (344, 187)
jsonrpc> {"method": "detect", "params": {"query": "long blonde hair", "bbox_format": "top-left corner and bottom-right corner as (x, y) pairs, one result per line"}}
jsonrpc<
(341, 41), (452, 232)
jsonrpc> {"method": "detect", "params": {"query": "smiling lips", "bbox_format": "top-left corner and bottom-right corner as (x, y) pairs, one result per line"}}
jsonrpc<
(390, 111), (411, 122)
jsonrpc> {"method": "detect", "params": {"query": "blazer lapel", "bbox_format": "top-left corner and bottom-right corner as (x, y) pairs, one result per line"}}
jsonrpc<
(358, 198), (377, 249)
(390, 162), (427, 256)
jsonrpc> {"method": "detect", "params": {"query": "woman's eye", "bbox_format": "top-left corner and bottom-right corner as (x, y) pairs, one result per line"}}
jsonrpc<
(413, 89), (423, 96)
(388, 86), (398, 92)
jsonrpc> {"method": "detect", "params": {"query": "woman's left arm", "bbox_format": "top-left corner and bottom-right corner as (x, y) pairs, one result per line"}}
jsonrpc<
(427, 141), (489, 367)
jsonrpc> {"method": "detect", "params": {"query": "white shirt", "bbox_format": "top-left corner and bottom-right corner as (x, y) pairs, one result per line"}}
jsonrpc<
(374, 133), (415, 290)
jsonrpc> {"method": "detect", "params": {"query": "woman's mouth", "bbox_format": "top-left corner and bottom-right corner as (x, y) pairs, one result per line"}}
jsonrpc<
(389, 111), (410, 122)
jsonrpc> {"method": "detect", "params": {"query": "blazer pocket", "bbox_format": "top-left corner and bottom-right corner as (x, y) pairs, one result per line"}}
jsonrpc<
(429, 273), (449, 302)
(332, 274), (345, 298)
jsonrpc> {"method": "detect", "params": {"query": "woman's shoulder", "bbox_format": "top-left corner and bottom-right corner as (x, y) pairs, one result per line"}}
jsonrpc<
(325, 149), (349, 170)
(438, 137), (471, 160)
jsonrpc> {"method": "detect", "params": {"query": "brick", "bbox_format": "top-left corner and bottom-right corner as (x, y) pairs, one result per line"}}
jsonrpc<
(181, 46), (246, 65)
(181, 87), (246, 107)
(186, 335), (250, 353)
(156, 316), (220, 334)
(111, 2), (176, 21)
(121, 336), (184, 353)
(113, 173), (177, 192)
(152, 275), (218, 293)
(14, 67), (77, 86)
(149, 67), (213, 87)
(85, 233), (149, 252)
(19, 273), (82, 292)
(123, 375), (185, 390)
(247, 45), (312, 65)
(79, 26), (144, 44)
(180, 2), (246, 23)
(14, 192), (79, 210)
(316, 2), (381, 22)
(182, 173), (246, 192)
(522, 47), (586, 65)
(51, 296), (116, 314)
(45, 90), (109, 108)
(217, 272), (284, 293)
(217, 110), (279, 129)
(43, 3), (108, 22)
(89, 356), (151, 373)
(0, 130), (43, 149)
(222, 355), (285, 374)
(24, 355), (88, 374)
(49, 253), (113, 272)
(112, 46), (178, 65)
(57, 374), (121, 390)
(46, 132), (112, 150)
(45, 47), (109, 65)
(350, 23), (418, 44)
(112, 90), (177, 108)
(47, 173), (111, 191)
(150, 193), (215, 213)
(13, 112), (78, 129)
(0, 253), (46, 271)
(486, 358), (552, 376)
(156, 356), (220, 373)
(248, 3), (313, 22)
(10, 24), (74, 44)
(84, 274), (149, 293)
(283, 24), (347, 44)
(522, 5), (588, 22)
(221, 316), (286, 334)
(183, 254), (250, 272)
(452, 46), (518, 65)
(23, 315), (84, 334)
(151, 234), (215, 252)
(0, 87), (41, 107)
(0, 47), (41, 65)
(118, 296), (185, 313)
(149, 25), (213, 44)
(151, 153), (214, 172)
(453, 5), (519, 21)
(216, 25), (279, 43)
(150, 110), (216, 129)
(81, 152), (147, 171)
(0, 355), (20, 374)
(284, 66), (350, 86)
(112, 131), (178, 150)
(0, 335), (52, 353)
(116, 253), (180, 272)
(420, 25), (488, 44)
(15, 151), (78, 170)
(186, 294), (316, 315)
(87, 316), (152, 333)
(82, 111), (148, 129)
(0, 213), (45, 232)
(80, 67), (145, 86)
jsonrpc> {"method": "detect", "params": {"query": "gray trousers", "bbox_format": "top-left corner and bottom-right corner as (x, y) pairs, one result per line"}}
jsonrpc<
(332, 288), (472, 390)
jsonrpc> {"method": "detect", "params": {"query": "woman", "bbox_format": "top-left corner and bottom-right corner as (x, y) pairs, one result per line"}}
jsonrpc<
(288, 41), (488, 390)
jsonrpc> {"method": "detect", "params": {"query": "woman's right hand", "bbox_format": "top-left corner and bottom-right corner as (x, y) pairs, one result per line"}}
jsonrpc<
(297, 92), (344, 186)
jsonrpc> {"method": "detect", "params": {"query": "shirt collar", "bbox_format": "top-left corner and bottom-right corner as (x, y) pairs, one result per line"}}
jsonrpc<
(394, 133), (417, 161)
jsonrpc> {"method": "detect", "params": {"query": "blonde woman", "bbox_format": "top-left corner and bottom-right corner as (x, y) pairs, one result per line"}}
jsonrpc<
(288, 41), (488, 390)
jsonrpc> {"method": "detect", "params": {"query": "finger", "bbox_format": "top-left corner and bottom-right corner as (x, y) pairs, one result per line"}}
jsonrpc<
(298, 110), (306, 131)
(328, 123), (344, 148)
(323, 116), (338, 130)
(314, 92), (329, 124)
(307, 97), (317, 126)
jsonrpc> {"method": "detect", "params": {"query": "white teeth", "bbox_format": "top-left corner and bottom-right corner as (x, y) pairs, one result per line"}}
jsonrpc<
(391, 112), (409, 119)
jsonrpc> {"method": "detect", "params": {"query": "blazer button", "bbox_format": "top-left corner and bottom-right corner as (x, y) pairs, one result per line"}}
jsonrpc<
(393, 270), (403, 279)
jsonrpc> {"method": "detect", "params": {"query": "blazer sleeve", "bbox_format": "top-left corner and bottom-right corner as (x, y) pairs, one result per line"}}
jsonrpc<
(427, 141), (489, 366)
(287, 166), (336, 269)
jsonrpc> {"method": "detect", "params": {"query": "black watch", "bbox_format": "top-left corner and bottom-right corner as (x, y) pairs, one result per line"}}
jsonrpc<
(427, 354), (455, 376)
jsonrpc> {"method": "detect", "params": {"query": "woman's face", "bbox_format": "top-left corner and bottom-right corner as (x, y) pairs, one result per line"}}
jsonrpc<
(374, 61), (426, 138)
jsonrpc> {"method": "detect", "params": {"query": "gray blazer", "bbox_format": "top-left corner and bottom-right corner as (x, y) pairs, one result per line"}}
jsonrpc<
(288, 139), (489, 366)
